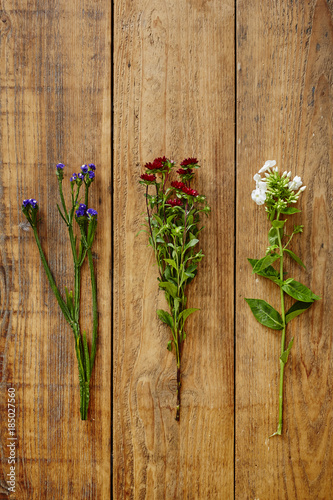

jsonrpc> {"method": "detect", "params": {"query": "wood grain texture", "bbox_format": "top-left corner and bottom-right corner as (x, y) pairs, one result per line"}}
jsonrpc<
(0, 1), (111, 499)
(113, 0), (234, 498)
(236, 0), (333, 498)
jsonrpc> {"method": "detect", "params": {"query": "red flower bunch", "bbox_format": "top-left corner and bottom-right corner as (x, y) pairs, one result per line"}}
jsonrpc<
(140, 173), (156, 182)
(139, 155), (210, 422)
(171, 181), (186, 190)
(166, 198), (183, 207)
(180, 157), (198, 167)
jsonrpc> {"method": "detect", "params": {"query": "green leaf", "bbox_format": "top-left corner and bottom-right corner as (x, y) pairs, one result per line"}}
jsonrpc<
(159, 281), (178, 299)
(178, 308), (200, 323)
(282, 280), (321, 302)
(252, 253), (280, 274)
(157, 309), (174, 329)
(271, 220), (286, 228)
(245, 298), (284, 330)
(280, 337), (294, 364)
(280, 207), (301, 214)
(268, 227), (280, 246)
(184, 238), (199, 252)
(285, 301), (313, 323)
(283, 249), (306, 269)
(248, 258), (281, 283)
(164, 258), (177, 271)
(167, 340), (172, 351)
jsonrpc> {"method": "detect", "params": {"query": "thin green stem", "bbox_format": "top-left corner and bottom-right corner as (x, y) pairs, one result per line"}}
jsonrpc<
(275, 215), (286, 436)
(88, 249), (98, 370)
(32, 227), (71, 324)
(58, 179), (68, 220)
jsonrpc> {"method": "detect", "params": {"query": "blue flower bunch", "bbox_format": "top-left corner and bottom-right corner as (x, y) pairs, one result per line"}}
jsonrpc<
(22, 162), (99, 421)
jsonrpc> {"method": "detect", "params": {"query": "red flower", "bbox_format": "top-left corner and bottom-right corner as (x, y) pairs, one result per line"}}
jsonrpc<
(181, 186), (199, 197)
(145, 157), (168, 171)
(166, 198), (183, 207)
(171, 181), (186, 190)
(140, 173), (156, 182)
(180, 158), (198, 167)
(177, 168), (193, 175)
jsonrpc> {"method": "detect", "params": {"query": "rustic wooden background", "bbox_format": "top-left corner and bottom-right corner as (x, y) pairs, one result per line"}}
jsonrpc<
(0, 0), (332, 499)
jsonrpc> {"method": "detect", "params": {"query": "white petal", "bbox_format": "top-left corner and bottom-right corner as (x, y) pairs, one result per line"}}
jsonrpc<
(253, 173), (261, 182)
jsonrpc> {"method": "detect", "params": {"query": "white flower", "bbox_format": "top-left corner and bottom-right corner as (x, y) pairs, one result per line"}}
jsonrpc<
(258, 160), (276, 174)
(251, 188), (266, 205)
(299, 185), (306, 192)
(257, 181), (268, 192)
(288, 175), (302, 190)
(253, 173), (261, 182)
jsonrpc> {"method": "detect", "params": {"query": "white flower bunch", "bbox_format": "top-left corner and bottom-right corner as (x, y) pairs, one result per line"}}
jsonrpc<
(246, 163), (319, 437)
(251, 160), (306, 217)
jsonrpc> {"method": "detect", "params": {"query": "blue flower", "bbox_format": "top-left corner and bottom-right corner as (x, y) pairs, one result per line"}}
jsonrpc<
(88, 171), (95, 179)
(22, 198), (38, 208)
(75, 203), (87, 218)
(81, 164), (88, 174)
(56, 163), (65, 170)
(78, 173), (84, 180)
(87, 208), (97, 218)
(89, 163), (96, 171)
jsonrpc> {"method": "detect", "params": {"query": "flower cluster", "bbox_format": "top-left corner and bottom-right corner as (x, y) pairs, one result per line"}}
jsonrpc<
(145, 157), (169, 172)
(70, 163), (96, 183)
(180, 158), (198, 167)
(76, 203), (87, 217)
(251, 160), (306, 217)
(140, 173), (156, 182)
(171, 181), (185, 190)
(22, 198), (38, 209)
(177, 168), (192, 175)
(166, 198), (183, 207)
(75, 203), (98, 219)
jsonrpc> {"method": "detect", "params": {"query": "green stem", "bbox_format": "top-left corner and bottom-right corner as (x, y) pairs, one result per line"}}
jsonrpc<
(32, 227), (71, 324)
(276, 216), (286, 436)
(175, 328), (181, 421)
(58, 178), (68, 220)
(88, 249), (98, 370)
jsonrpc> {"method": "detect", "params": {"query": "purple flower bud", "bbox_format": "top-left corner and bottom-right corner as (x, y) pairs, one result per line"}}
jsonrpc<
(72, 173), (77, 180)
(89, 163), (96, 171)
(78, 173), (84, 180)
(23, 199), (30, 207)
(81, 164), (88, 174)
(56, 163), (65, 170)
(79, 204), (87, 210)
(87, 208), (97, 217)
(88, 171), (95, 179)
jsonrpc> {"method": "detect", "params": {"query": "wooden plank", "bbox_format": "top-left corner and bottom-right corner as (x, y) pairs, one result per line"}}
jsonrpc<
(0, 2), (111, 499)
(113, 0), (234, 497)
(236, 0), (333, 498)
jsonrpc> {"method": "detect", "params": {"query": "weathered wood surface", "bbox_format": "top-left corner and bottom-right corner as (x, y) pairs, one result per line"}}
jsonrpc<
(113, 0), (235, 498)
(236, 1), (333, 499)
(0, 2), (111, 499)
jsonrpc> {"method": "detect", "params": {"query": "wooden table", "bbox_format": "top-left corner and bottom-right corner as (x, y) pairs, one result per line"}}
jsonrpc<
(0, 1), (332, 498)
